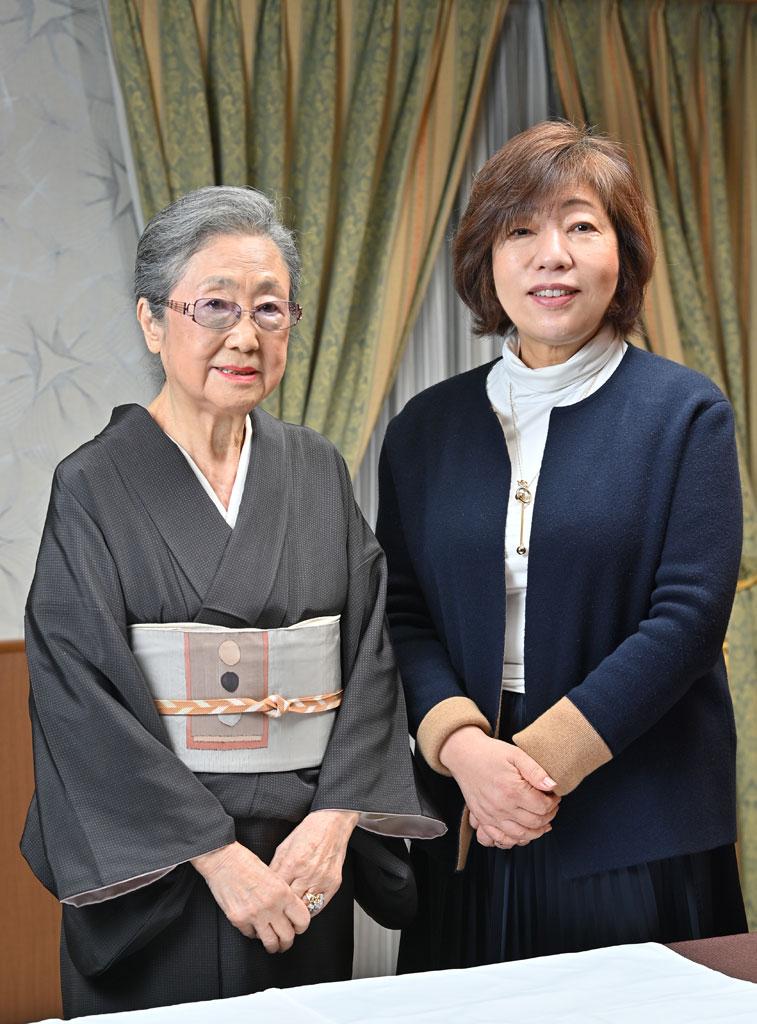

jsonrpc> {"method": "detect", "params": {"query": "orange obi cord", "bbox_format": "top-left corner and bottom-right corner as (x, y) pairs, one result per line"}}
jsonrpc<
(154, 689), (343, 719)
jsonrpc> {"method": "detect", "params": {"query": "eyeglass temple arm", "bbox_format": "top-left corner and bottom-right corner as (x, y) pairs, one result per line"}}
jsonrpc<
(166, 300), (193, 315)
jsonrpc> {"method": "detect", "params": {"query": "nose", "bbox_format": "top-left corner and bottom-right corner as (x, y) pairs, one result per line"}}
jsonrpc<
(534, 227), (572, 271)
(225, 312), (261, 351)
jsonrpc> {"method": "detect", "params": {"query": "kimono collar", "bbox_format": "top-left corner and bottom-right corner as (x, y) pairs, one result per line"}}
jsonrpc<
(169, 414), (252, 528)
(105, 405), (289, 624)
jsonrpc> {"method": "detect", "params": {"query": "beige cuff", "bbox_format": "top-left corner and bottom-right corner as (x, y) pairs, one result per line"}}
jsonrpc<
(416, 696), (492, 776)
(512, 696), (612, 795)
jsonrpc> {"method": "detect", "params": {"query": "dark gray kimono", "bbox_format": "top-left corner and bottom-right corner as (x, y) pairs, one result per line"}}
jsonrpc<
(22, 405), (440, 1016)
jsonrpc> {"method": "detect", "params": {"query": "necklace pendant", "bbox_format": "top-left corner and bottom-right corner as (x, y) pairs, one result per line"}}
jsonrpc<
(514, 480), (532, 505)
(515, 480), (530, 557)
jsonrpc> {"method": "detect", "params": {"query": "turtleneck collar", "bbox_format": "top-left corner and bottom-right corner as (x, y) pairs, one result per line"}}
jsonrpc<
(499, 322), (622, 398)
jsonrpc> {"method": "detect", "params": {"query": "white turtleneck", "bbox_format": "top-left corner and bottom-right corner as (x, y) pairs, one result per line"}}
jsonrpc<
(486, 327), (627, 694)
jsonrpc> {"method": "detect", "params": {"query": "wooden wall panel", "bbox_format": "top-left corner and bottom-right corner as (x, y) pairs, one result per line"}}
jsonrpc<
(0, 643), (62, 1024)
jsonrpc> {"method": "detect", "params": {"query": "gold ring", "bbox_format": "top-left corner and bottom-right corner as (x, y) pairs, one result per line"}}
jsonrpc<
(303, 891), (325, 915)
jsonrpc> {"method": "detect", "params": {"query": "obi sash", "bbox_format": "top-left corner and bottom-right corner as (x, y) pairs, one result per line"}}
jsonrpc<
(129, 616), (341, 773)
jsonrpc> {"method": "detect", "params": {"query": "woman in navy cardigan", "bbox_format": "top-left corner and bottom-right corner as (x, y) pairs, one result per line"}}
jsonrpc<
(377, 121), (747, 970)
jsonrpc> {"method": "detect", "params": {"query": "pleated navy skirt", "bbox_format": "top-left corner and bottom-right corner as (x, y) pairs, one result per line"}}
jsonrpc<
(399, 693), (747, 974)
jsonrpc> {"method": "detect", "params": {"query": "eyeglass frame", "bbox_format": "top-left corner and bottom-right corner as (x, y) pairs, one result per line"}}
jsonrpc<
(165, 297), (303, 333)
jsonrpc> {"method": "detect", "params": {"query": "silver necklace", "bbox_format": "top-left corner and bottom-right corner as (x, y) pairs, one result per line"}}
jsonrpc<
(508, 369), (603, 556)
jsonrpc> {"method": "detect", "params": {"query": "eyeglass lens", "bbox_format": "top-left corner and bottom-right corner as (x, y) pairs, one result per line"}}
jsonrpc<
(193, 297), (297, 331)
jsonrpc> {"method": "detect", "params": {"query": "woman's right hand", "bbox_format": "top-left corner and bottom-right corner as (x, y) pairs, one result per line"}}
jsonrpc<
(440, 726), (560, 849)
(192, 841), (311, 953)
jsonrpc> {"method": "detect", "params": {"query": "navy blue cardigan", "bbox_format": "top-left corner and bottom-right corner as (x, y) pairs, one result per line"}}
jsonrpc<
(376, 344), (742, 878)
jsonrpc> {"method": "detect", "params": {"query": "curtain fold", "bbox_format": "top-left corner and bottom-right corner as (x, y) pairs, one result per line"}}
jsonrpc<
(108, 0), (172, 215)
(207, 0), (248, 186)
(354, 0), (552, 520)
(107, 0), (507, 471)
(545, 0), (757, 929)
(358, 0), (514, 454)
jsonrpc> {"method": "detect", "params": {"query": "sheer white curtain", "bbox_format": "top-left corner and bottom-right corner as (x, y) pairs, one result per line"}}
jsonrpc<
(353, 0), (552, 527)
(352, 0), (552, 979)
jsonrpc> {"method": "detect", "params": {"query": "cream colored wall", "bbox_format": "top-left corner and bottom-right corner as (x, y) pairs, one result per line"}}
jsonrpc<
(0, 0), (150, 639)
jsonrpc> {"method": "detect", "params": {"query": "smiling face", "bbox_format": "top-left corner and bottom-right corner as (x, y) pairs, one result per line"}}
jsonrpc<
(491, 184), (619, 365)
(138, 233), (291, 418)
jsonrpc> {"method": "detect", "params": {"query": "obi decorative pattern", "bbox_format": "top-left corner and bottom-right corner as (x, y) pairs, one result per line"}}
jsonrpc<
(129, 616), (341, 773)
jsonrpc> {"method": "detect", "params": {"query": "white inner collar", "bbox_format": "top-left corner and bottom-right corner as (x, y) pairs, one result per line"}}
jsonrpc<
(169, 415), (252, 528)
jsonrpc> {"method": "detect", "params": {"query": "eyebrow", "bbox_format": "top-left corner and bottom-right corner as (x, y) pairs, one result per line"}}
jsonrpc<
(255, 276), (287, 295)
(197, 276), (237, 291)
(197, 275), (286, 295)
(560, 197), (602, 210)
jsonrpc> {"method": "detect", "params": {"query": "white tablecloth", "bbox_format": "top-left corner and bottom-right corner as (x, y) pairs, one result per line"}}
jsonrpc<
(41, 942), (757, 1024)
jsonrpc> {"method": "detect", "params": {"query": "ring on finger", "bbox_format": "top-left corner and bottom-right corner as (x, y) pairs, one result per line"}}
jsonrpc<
(303, 891), (325, 916)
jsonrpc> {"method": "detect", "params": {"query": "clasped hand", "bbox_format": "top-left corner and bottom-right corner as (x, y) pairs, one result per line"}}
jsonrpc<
(192, 809), (358, 953)
(440, 726), (559, 849)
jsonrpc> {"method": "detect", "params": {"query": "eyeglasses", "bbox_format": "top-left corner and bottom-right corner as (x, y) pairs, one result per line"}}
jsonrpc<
(166, 297), (302, 333)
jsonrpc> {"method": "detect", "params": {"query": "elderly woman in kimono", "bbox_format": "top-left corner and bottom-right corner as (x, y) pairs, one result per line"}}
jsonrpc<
(22, 186), (443, 1017)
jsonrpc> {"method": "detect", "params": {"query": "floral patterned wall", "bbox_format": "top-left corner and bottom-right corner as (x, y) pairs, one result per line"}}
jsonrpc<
(0, 0), (150, 638)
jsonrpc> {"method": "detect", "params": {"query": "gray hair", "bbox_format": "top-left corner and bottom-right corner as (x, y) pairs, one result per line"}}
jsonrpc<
(134, 186), (301, 318)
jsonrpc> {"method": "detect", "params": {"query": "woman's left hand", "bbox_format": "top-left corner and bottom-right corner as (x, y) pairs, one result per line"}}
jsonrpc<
(269, 809), (359, 913)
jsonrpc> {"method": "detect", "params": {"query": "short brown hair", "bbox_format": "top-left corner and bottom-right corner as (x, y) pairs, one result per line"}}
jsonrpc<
(453, 120), (655, 338)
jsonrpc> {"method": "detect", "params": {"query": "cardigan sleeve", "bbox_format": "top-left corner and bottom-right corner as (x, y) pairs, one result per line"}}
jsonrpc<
(514, 399), (742, 795)
(376, 444), (491, 775)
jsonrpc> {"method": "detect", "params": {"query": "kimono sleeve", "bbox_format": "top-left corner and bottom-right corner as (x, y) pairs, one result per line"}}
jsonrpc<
(310, 456), (445, 840)
(513, 399), (743, 794)
(21, 472), (235, 905)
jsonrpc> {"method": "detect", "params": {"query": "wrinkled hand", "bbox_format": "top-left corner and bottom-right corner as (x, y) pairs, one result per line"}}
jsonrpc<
(440, 726), (560, 850)
(192, 841), (311, 953)
(269, 809), (359, 911)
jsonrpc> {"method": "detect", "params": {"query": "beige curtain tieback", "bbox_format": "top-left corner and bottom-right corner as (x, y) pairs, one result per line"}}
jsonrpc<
(154, 689), (343, 718)
(736, 574), (757, 593)
(723, 576), (755, 663)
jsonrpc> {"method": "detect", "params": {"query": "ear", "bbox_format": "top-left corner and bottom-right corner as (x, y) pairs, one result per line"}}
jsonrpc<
(137, 297), (165, 354)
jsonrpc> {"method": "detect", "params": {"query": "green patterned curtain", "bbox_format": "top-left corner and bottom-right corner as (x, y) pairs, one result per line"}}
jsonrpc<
(545, 0), (757, 926)
(107, 0), (506, 470)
